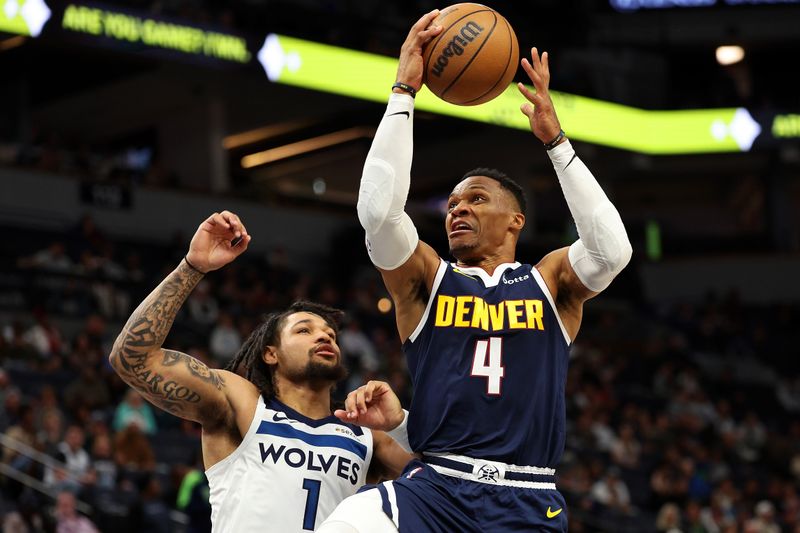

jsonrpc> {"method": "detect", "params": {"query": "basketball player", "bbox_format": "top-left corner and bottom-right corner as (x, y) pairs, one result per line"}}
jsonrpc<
(318, 9), (632, 533)
(108, 211), (411, 532)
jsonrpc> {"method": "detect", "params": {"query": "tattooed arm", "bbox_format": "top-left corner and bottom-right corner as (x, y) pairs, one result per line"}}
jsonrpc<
(109, 211), (251, 426)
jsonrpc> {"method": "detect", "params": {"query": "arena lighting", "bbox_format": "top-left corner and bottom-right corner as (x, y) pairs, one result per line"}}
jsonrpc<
(240, 126), (375, 168)
(222, 119), (318, 149)
(716, 45), (745, 66)
(259, 34), (746, 155)
(0, 35), (26, 51)
(0, 0), (50, 37)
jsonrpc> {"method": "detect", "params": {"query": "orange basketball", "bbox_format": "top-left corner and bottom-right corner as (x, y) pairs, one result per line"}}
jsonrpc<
(422, 3), (519, 106)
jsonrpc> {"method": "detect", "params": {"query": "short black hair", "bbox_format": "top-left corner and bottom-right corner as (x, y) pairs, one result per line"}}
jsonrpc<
(225, 300), (344, 399)
(461, 168), (527, 214)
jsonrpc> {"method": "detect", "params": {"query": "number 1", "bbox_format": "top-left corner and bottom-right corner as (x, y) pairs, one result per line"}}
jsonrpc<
(301, 478), (321, 530)
(471, 337), (504, 395)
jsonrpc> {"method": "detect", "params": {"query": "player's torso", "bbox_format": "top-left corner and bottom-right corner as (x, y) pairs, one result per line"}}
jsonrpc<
(206, 396), (373, 532)
(404, 260), (571, 467)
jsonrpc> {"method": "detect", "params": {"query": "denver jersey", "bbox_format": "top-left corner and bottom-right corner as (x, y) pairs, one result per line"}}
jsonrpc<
(206, 396), (373, 532)
(405, 260), (571, 468)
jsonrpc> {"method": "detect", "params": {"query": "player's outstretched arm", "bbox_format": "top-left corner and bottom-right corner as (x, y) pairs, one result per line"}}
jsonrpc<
(518, 48), (632, 337)
(109, 211), (252, 426)
(357, 11), (443, 342)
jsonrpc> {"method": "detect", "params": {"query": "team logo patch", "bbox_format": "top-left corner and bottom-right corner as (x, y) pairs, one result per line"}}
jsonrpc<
(334, 427), (356, 438)
(476, 464), (500, 483)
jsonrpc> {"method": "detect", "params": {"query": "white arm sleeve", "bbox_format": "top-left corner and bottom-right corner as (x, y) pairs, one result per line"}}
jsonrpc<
(357, 93), (420, 270)
(548, 140), (632, 292)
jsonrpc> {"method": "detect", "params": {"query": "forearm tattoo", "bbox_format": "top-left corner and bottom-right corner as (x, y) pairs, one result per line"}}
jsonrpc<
(110, 261), (222, 417)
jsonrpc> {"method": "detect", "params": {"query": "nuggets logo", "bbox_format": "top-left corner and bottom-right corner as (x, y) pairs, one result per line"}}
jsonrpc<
(476, 464), (500, 483)
(434, 295), (545, 332)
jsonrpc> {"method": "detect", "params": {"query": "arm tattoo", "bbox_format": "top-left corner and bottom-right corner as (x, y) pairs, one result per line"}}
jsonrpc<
(110, 262), (218, 417)
(162, 350), (225, 390)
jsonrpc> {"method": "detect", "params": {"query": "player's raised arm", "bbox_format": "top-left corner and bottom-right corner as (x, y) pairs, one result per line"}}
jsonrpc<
(518, 48), (632, 337)
(357, 10), (443, 342)
(108, 211), (252, 425)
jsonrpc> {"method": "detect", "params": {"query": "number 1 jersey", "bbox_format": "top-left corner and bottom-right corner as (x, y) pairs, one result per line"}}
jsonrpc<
(206, 396), (373, 532)
(404, 260), (571, 468)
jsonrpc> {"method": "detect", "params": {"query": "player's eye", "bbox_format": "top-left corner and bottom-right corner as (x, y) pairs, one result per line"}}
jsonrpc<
(447, 201), (458, 210)
(297, 327), (310, 334)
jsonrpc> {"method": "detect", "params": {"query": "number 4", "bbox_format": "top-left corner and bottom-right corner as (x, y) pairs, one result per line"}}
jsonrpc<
(471, 337), (504, 395)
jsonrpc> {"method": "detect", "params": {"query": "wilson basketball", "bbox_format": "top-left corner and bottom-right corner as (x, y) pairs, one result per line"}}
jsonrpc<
(422, 3), (519, 106)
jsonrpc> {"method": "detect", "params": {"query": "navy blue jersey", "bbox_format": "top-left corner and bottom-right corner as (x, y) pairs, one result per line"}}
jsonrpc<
(404, 260), (571, 468)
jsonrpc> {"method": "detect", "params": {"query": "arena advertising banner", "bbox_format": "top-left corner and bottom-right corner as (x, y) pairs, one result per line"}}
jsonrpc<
(2, 2), (795, 154)
(257, 34), (794, 155)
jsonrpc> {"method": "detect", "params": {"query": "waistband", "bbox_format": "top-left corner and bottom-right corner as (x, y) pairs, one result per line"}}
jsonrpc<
(421, 452), (557, 490)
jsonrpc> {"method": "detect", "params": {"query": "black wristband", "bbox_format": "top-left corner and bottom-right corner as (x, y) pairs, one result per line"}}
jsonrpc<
(183, 255), (206, 274)
(544, 129), (566, 150)
(392, 82), (417, 98)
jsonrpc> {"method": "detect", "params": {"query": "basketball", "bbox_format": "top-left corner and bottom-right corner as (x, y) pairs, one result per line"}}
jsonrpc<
(422, 3), (519, 106)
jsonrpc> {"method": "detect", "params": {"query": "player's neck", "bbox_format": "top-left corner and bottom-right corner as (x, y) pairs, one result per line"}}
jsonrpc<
(275, 380), (333, 420)
(456, 250), (516, 275)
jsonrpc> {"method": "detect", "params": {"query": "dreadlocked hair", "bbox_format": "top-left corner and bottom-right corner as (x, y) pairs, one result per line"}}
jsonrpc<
(225, 300), (345, 399)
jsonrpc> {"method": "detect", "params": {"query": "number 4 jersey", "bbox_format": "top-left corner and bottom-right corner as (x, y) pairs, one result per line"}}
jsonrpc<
(206, 396), (373, 532)
(405, 260), (571, 468)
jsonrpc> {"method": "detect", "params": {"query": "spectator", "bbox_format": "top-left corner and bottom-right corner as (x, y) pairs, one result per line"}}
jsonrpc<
(17, 242), (73, 272)
(2, 403), (37, 469)
(112, 390), (157, 435)
(208, 312), (241, 364)
(63, 367), (111, 412)
(88, 432), (117, 490)
(744, 500), (780, 533)
(54, 491), (99, 533)
(114, 424), (155, 472)
(611, 423), (642, 470)
(45, 425), (92, 490)
(655, 502), (682, 532)
(591, 466), (632, 515)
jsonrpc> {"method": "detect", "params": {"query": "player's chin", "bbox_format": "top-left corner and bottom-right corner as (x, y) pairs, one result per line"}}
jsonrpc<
(448, 239), (479, 260)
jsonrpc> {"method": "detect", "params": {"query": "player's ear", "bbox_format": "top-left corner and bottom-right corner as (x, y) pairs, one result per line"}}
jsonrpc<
(263, 346), (279, 365)
(510, 212), (525, 232)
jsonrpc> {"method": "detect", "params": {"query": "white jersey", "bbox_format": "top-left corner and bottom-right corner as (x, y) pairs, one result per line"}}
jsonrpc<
(206, 395), (374, 532)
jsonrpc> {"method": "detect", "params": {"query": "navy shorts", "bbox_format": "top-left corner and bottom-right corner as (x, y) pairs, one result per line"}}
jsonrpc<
(364, 459), (568, 532)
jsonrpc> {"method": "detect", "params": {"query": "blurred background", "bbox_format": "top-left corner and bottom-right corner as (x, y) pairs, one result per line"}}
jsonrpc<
(1, 0), (799, 531)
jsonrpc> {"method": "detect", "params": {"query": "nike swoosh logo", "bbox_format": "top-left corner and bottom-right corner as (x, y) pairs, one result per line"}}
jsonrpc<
(387, 111), (410, 119)
(546, 507), (562, 519)
(272, 413), (289, 422)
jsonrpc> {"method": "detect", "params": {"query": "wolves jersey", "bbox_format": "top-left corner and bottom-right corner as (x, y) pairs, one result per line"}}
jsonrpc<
(206, 395), (373, 532)
(405, 260), (571, 468)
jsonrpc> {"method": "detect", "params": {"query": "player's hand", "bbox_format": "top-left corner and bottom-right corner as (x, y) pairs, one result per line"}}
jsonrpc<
(395, 9), (443, 92)
(335, 380), (405, 431)
(185, 211), (251, 273)
(517, 47), (564, 146)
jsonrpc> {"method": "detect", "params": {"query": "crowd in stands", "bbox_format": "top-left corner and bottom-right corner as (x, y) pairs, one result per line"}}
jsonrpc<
(1, 218), (799, 532)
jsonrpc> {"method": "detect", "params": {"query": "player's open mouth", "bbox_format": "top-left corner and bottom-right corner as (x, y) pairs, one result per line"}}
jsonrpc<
(314, 344), (337, 358)
(449, 221), (473, 238)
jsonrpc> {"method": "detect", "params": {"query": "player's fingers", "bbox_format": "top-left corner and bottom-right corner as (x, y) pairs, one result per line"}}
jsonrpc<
(344, 391), (357, 416)
(520, 102), (534, 118)
(414, 9), (440, 32)
(542, 50), (550, 77)
(211, 212), (232, 229)
(355, 387), (367, 414)
(521, 59), (546, 90)
(530, 47), (542, 72)
(220, 211), (243, 238)
(417, 24), (443, 43)
(232, 234), (251, 253)
(333, 409), (349, 421)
